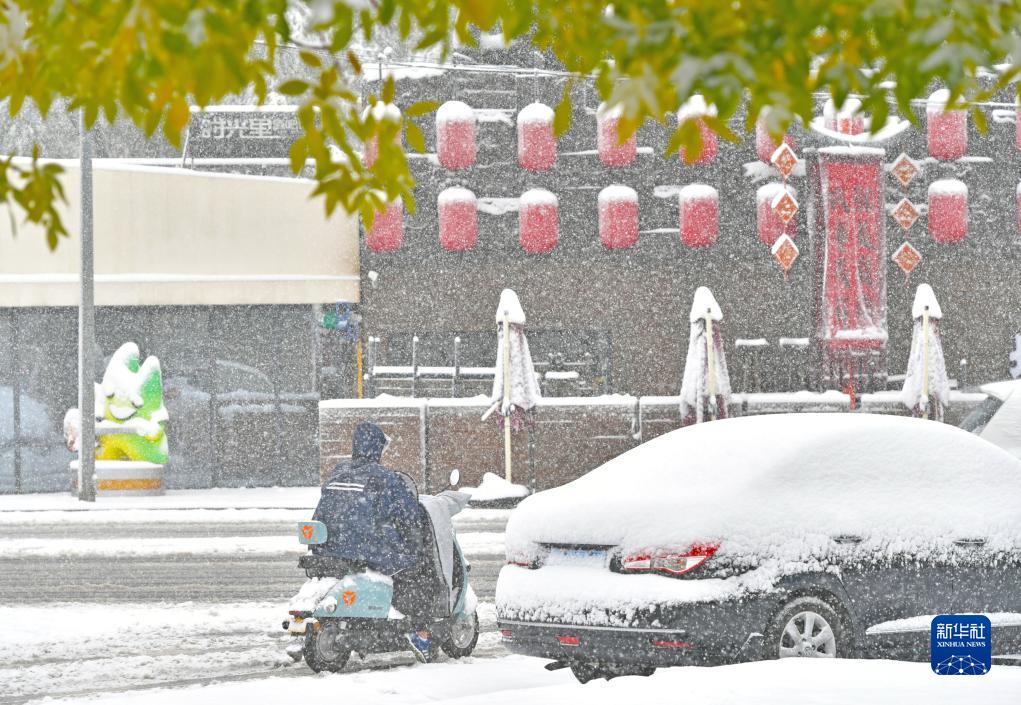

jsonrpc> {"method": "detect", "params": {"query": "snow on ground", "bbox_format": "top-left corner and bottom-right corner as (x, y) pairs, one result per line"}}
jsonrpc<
(0, 487), (511, 529)
(463, 472), (530, 502)
(0, 486), (323, 512)
(0, 600), (505, 701)
(28, 653), (1021, 705)
(0, 531), (504, 558)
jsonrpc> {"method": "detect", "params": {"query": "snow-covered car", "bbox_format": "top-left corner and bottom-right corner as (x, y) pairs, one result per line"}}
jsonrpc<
(960, 379), (1021, 461)
(495, 413), (1021, 682)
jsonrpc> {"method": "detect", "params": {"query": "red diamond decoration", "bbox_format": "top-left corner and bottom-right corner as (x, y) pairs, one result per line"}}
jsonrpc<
(892, 241), (922, 275)
(892, 198), (920, 230)
(770, 142), (798, 179)
(772, 189), (799, 224)
(771, 234), (799, 272)
(891, 153), (920, 187)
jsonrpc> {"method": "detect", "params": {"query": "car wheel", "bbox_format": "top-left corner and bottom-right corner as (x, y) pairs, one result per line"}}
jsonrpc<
(766, 595), (848, 660)
(303, 620), (350, 673)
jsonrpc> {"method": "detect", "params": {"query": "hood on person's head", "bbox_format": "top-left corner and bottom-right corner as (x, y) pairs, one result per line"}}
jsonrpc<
(352, 421), (389, 462)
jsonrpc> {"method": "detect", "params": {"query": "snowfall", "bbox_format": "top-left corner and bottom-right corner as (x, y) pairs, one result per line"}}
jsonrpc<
(1, 487), (1019, 704)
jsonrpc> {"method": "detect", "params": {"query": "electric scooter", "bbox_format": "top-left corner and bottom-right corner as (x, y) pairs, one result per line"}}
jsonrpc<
(283, 470), (480, 672)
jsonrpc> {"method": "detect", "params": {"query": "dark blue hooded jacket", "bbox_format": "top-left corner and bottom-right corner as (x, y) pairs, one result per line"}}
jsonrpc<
(311, 422), (425, 575)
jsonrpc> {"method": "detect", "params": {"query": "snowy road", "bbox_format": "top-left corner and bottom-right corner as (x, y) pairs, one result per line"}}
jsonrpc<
(2, 491), (1019, 704)
(0, 514), (506, 603)
(0, 496), (509, 703)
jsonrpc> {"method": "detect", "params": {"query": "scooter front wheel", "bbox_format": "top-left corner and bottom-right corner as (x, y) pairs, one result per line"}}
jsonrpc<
(440, 610), (479, 659)
(303, 620), (350, 673)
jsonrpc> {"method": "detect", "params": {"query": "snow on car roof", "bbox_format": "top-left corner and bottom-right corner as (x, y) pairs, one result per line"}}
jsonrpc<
(505, 413), (1021, 562)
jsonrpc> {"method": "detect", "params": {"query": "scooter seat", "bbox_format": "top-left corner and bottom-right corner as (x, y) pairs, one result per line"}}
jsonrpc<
(299, 554), (366, 577)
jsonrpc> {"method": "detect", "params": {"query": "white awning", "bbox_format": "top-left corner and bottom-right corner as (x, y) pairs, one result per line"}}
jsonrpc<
(0, 160), (360, 306)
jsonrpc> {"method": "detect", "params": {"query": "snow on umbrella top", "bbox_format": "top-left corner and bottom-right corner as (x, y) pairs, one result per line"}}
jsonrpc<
(911, 282), (943, 319)
(495, 288), (527, 326)
(901, 283), (950, 421)
(688, 285), (723, 323)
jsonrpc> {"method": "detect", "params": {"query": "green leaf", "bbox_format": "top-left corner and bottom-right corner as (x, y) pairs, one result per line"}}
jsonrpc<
(347, 51), (363, 75)
(973, 106), (988, 135)
(382, 76), (396, 104)
(277, 80), (309, 96)
(405, 121), (426, 153)
(289, 137), (308, 174)
(405, 100), (440, 117)
(553, 84), (573, 137)
(299, 51), (322, 68)
(664, 126), (687, 159)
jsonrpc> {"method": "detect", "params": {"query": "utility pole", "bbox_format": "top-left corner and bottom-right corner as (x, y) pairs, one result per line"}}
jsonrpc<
(77, 110), (96, 502)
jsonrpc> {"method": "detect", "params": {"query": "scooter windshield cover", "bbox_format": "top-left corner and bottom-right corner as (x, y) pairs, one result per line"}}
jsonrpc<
(298, 521), (328, 545)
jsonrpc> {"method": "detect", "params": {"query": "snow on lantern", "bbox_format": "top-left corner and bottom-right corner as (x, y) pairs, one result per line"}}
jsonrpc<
(755, 110), (795, 163)
(519, 189), (559, 253)
(927, 179), (968, 244)
(598, 185), (639, 249)
(517, 102), (556, 172)
(596, 103), (636, 167)
(362, 102), (402, 169)
(438, 187), (478, 252)
(365, 200), (404, 253)
(822, 97), (865, 135)
(678, 184), (719, 248)
(756, 182), (796, 247)
(436, 101), (476, 170)
(677, 95), (718, 165)
(926, 89), (967, 161)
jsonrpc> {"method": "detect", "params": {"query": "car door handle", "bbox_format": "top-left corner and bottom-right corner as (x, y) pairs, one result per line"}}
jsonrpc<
(832, 535), (863, 545)
(953, 538), (987, 548)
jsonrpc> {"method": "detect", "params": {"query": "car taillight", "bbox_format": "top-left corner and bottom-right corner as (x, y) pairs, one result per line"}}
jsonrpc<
(620, 542), (720, 577)
(506, 560), (534, 568)
(557, 635), (580, 646)
(505, 550), (537, 569)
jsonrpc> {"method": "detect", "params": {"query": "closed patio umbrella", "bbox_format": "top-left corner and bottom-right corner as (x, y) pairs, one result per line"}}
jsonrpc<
(484, 289), (541, 481)
(901, 283), (950, 421)
(680, 287), (731, 426)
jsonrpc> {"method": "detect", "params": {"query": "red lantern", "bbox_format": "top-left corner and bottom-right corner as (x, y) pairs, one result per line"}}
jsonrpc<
(596, 103), (636, 167)
(756, 182), (796, 246)
(677, 95), (717, 165)
(438, 187), (478, 252)
(519, 189), (558, 253)
(678, 184), (719, 248)
(436, 101), (476, 170)
(927, 179), (968, 244)
(822, 98), (865, 135)
(517, 103), (556, 172)
(755, 114), (795, 163)
(598, 185), (639, 249)
(926, 89), (967, 161)
(365, 200), (403, 252)
(362, 102), (402, 169)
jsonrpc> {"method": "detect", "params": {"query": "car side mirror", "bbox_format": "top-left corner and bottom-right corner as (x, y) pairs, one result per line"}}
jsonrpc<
(448, 469), (460, 489)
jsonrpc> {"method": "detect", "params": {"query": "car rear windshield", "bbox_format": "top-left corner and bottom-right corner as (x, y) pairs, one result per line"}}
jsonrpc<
(959, 396), (1004, 435)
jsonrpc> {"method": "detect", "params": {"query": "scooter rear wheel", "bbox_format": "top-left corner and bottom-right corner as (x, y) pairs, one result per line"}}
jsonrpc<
(440, 610), (479, 658)
(303, 621), (350, 673)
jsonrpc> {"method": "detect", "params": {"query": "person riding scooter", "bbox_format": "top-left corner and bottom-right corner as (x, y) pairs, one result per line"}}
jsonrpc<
(312, 421), (438, 661)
